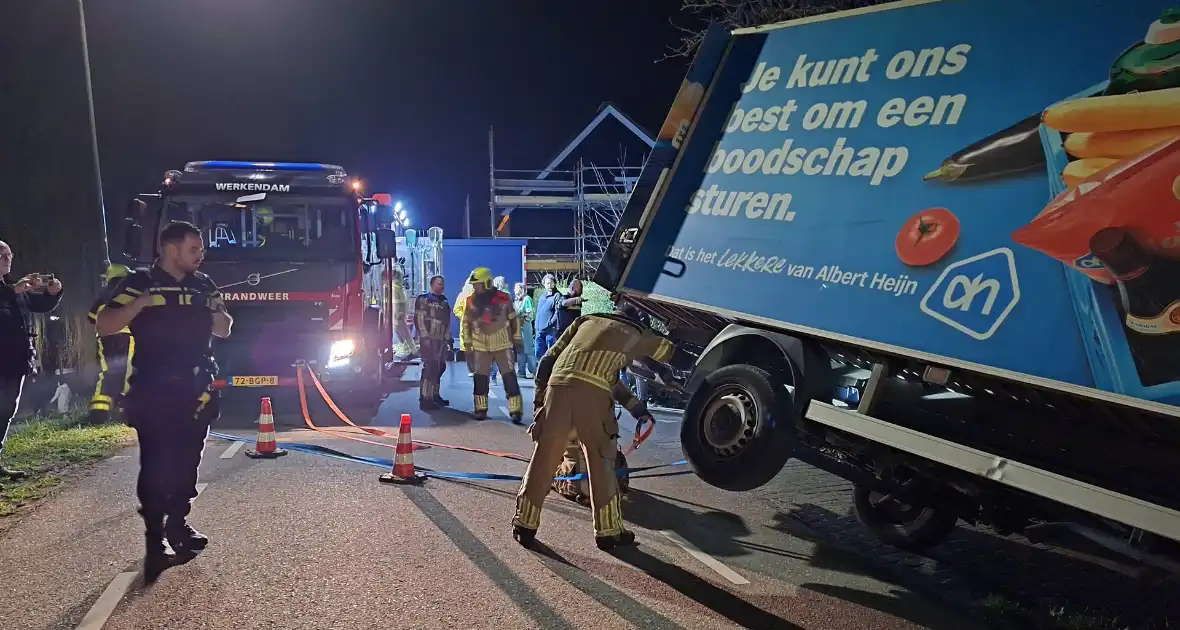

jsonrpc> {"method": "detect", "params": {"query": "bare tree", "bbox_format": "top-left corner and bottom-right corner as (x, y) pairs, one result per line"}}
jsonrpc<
(668, 0), (894, 59)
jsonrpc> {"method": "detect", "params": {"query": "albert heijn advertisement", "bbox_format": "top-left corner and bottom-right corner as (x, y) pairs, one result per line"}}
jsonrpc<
(634, 0), (1180, 408)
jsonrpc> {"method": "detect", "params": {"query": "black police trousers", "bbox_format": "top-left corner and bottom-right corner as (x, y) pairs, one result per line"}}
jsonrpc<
(125, 385), (217, 527)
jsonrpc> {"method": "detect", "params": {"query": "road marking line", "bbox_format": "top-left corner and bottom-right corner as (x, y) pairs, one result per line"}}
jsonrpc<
(499, 406), (510, 417)
(220, 441), (244, 459)
(488, 390), (499, 399)
(658, 530), (750, 585)
(75, 571), (137, 630)
(195, 483), (208, 497)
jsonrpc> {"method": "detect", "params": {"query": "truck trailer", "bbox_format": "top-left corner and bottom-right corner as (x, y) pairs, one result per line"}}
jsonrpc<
(596, 0), (1180, 576)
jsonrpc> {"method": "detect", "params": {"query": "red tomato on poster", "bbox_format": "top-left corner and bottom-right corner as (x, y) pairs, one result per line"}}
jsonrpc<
(895, 208), (961, 267)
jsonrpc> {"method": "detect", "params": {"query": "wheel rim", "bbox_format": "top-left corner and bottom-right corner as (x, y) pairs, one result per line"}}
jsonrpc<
(868, 471), (925, 524)
(700, 385), (758, 457)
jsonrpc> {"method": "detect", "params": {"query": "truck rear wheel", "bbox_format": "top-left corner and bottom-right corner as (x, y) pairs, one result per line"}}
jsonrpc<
(681, 364), (795, 492)
(853, 480), (958, 552)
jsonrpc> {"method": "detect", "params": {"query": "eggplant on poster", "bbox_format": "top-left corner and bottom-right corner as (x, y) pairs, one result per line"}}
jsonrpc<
(625, 0), (1180, 407)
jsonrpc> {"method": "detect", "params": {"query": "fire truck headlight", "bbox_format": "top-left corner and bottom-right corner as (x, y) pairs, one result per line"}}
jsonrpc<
(327, 339), (356, 368)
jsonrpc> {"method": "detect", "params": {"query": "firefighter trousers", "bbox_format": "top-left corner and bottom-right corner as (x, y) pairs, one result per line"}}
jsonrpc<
(89, 333), (134, 419)
(419, 338), (448, 401)
(469, 349), (522, 416)
(514, 380), (626, 537)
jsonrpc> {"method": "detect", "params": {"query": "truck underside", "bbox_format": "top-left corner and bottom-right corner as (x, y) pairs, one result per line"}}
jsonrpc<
(626, 294), (1180, 578)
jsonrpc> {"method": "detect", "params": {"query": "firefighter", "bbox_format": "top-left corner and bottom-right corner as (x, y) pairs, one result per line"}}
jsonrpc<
(91, 221), (232, 583)
(552, 379), (653, 506)
(415, 275), (451, 410)
(512, 306), (677, 550)
(460, 267), (524, 423)
(453, 281), (474, 374)
(391, 264), (418, 359)
(86, 263), (135, 425)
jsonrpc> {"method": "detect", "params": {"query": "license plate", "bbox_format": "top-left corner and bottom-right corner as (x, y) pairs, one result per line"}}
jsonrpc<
(231, 376), (278, 387)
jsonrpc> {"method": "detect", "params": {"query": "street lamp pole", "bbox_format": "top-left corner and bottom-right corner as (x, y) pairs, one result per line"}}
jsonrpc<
(78, 0), (110, 265)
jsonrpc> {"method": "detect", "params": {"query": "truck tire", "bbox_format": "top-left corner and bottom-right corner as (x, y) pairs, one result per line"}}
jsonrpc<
(681, 364), (795, 492)
(852, 483), (958, 552)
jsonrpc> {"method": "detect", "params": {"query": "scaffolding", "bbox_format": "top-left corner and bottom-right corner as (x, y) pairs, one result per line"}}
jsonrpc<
(488, 125), (645, 281)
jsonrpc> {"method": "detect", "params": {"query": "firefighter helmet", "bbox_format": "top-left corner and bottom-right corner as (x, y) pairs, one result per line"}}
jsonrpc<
(468, 266), (493, 289)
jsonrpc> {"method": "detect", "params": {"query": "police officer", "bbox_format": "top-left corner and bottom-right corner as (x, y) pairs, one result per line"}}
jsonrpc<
(86, 263), (134, 425)
(552, 380), (653, 506)
(415, 275), (451, 410)
(512, 304), (677, 550)
(91, 221), (232, 583)
(460, 267), (524, 423)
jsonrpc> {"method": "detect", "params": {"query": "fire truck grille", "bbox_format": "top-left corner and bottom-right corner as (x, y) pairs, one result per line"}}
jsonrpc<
(212, 302), (333, 378)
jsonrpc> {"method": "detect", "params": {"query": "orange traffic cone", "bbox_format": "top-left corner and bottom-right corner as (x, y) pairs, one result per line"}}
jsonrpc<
(246, 397), (288, 459)
(380, 413), (425, 484)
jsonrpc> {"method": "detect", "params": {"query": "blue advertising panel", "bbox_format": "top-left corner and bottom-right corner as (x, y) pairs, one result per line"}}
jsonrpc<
(625, 0), (1180, 408)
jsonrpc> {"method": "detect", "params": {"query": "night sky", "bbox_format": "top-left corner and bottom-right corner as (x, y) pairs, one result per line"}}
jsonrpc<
(2, 0), (692, 260)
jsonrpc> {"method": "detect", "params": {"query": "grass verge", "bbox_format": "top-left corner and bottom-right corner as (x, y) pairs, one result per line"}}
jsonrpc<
(979, 593), (1149, 630)
(0, 409), (134, 517)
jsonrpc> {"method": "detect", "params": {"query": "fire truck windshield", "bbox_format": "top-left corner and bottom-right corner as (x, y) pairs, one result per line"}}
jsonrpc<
(164, 196), (357, 262)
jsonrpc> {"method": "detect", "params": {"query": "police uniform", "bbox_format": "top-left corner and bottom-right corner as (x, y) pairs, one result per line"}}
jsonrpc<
(415, 290), (451, 409)
(552, 380), (649, 506)
(460, 267), (524, 423)
(86, 264), (135, 425)
(513, 312), (674, 550)
(90, 263), (225, 574)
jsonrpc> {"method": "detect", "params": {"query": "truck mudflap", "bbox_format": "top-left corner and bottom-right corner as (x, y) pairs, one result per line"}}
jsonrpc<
(599, 0), (1180, 419)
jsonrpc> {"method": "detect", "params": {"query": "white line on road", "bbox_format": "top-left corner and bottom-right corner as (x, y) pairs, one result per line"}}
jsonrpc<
(488, 390), (499, 399)
(658, 530), (750, 585)
(220, 441), (244, 459)
(499, 406), (510, 417)
(75, 571), (137, 630)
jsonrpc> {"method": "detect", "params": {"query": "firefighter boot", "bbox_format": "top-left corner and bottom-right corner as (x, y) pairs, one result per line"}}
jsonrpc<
(510, 412), (524, 425)
(595, 529), (637, 550)
(434, 395), (450, 407)
(140, 511), (176, 584)
(593, 495), (637, 551)
(512, 524), (537, 548)
(166, 521), (209, 554)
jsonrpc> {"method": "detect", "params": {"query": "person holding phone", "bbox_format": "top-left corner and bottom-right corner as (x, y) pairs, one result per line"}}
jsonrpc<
(0, 241), (63, 480)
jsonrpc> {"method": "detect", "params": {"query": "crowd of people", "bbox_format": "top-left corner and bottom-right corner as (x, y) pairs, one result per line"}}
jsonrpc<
(412, 263), (681, 549)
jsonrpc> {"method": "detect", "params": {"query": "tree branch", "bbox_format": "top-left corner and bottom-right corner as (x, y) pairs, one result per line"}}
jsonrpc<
(664, 0), (894, 61)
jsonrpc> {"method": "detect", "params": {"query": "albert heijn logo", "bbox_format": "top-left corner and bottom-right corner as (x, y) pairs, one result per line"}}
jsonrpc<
(920, 248), (1021, 341)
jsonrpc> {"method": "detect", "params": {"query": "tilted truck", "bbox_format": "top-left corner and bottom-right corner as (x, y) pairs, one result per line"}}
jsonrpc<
(596, 0), (1180, 576)
(115, 161), (409, 404)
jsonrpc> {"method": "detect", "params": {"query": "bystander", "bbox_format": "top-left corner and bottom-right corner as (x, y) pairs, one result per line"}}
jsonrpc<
(0, 240), (63, 479)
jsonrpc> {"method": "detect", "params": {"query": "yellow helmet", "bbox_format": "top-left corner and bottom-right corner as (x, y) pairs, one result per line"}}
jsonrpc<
(101, 263), (130, 284)
(468, 266), (493, 289)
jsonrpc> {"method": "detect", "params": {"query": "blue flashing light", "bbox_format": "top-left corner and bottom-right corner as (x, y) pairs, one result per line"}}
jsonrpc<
(186, 161), (344, 173)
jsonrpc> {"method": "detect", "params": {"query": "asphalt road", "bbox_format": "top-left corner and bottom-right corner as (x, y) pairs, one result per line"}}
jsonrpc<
(0, 364), (984, 630)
